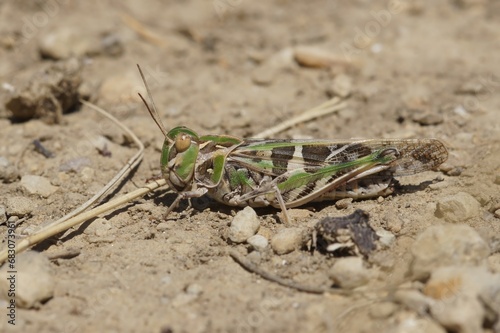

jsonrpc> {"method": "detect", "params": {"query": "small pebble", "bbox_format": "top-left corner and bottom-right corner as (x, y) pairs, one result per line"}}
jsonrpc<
(251, 64), (277, 86)
(0, 156), (9, 168)
(270, 227), (305, 255)
(8, 216), (19, 223)
(384, 212), (403, 233)
(376, 229), (396, 248)
(5, 196), (34, 217)
(0, 156), (19, 183)
(429, 289), (484, 333)
(335, 198), (353, 209)
(480, 280), (500, 331)
(83, 218), (112, 237)
(410, 224), (490, 279)
(369, 301), (397, 319)
(156, 222), (170, 232)
(494, 175), (500, 186)
(412, 111), (444, 126)
(423, 266), (494, 333)
(228, 207), (260, 243)
(39, 28), (123, 60)
(388, 312), (447, 333)
(393, 289), (432, 314)
(0, 205), (6, 224)
(0, 251), (54, 308)
(424, 266), (495, 300)
(80, 167), (96, 184)
(294, 46), (347, 68)
(185, 283), (203, 296)
(247, 235), (268, 252)
(435, 192), (481, 222)
(20, 175), (58, 198)
(285, 209), (312, 223)
(328, 257), (372, 289)
(327, 74), (352, 98)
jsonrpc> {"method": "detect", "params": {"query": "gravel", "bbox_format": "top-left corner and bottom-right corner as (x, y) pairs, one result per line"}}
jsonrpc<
(435, 192), (481, 223)
(20, 175), (58, 198)
(247, 235), (269, 252)
(423, 265), (500, 333)
(270, 227), (305, 255)
(0, 251), (54, 308)
(228, 207), (261, 243)
(410, 224), (490, 279)
(0, 205), (6, 224)
(328, 257), (373, 289)
(5, 196), (35, 217)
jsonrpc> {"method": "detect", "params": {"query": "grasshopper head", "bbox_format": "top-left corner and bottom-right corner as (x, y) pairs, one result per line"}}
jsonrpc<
(161, 126), (200, 191)
(137, 65), (201, 192)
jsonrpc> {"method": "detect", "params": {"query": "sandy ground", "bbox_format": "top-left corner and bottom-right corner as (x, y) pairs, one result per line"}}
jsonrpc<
(0, 0), (499, 332)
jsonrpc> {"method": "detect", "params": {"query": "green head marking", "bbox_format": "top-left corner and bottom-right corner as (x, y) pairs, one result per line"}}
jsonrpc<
(167, 126), (199, 141)
(160, 127), (201, 191)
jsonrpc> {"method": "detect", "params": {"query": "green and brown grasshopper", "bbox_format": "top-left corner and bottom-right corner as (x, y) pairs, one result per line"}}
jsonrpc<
(138, 66), (448, 223)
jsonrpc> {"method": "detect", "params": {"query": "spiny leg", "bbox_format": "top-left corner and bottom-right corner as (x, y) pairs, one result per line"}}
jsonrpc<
(273, 185), (291, 225)
(164, 188), (208, 220)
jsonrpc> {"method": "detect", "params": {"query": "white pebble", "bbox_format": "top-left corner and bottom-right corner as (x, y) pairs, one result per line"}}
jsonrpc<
(0, 156), (18, 183)
(435, 192), (480, 223)
(5, 196), (35, 217)
(247, 235), (268, 252)
(171, 284), (203, 307)
(80, 167), (96, 184)
(384, 211), (403, 233)
(20, 175), (58, 198)
(427, 269), (485, 333)
(0, 156), (9, 168)
(376, 229), (396, 248)
(270, 227), (304, 255)
(0, 251), (54, 308)
(369, 301), (397, 319)
(435, 298), (484, 333)
(185, 283), (203, 296)
(251, 64), (277, 86)
(0, 205), (6, 224)
(228, 207), (261, 243)
(83, 218), (112, 237)
(394, 289), (433, 314)
(39, 28), (123, 60)
(410, 224), (490, 279)
(388, 312), (447, 333)
(328, 74), (352, 98)
(156, 222), (170, 232)
(328, 257), (373, 289)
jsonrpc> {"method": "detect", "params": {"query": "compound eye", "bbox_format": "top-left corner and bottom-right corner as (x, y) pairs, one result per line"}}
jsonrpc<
(175, 134), (191, 152)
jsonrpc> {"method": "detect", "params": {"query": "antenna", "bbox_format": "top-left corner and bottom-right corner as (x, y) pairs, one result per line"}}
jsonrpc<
(137, 64), (170, 140)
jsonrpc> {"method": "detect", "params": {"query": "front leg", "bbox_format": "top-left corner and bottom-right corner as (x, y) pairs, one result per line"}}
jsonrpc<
(165, 187), (208, 217)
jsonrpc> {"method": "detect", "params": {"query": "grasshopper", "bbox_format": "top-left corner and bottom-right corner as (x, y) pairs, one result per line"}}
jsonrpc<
(137, 66), (448, 223)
